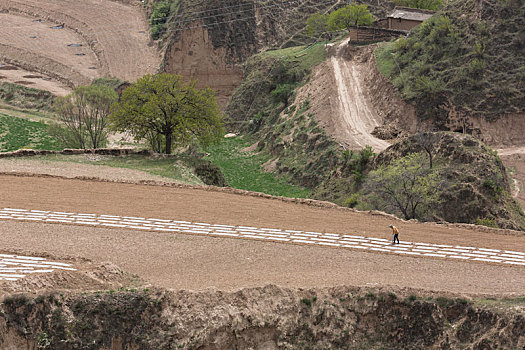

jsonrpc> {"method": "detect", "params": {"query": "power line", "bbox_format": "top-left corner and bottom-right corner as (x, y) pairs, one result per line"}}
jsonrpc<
(155, 0), (338, 36)
(2, 0), (338, 39)
(150, 0), (334, 30)
(167, 1), (259, 20)
(153, 0), (326, 23)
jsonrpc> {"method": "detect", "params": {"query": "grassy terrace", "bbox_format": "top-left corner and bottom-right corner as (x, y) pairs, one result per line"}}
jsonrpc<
(262, 42), (328, 73)
(0, 113), (63, 152)
(2, 132), (310, 198)
(204, 136), (311, 198)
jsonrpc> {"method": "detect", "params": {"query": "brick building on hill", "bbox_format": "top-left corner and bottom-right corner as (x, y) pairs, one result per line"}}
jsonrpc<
(385, 6), (435, 31)
(346, 6), (435, 43)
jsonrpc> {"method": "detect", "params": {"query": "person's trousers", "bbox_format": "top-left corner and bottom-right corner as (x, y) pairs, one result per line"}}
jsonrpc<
(393, 234), (399, 244)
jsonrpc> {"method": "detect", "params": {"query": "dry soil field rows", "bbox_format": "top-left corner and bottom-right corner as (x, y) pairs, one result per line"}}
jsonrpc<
(0, 174), (524, 295)
(0, 13), (97, 87)
(1, 207), (524, 268)
(0, 0), (160, 89)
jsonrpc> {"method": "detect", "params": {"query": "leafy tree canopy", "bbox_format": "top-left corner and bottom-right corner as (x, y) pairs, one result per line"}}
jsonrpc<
(328, 4), (374, 31)
(361, 153), (441, 220)
(109, 73), (224, 154)
(305, 13), (330, 37)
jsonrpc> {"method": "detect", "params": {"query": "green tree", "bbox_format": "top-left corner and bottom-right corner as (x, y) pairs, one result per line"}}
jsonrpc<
(328, 4), (374, 31)
(394, 0), (443, 11)
(150, 1), (172, 40)
(109, 73), (224, 154)
(305, 13), (330, 38)
(361, 153), (441, 220)
(53, 84), (117, 149)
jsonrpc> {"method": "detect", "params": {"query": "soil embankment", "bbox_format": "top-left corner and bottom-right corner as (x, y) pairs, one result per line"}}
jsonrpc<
(0, 285), (523, 349)
(500, 148), (525, 209)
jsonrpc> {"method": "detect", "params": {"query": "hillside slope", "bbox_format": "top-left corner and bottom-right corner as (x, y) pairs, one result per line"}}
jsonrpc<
(0, 0), (161, 91)
(316, 132), (525, 230)
(376, 0), (525, 140)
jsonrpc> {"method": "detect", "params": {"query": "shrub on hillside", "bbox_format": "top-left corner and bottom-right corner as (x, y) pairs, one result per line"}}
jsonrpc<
(150, 1), (173, 40)
(193, 161), (228, 187)
(382, 0), (525, 122)
(0, 82), (54, 110)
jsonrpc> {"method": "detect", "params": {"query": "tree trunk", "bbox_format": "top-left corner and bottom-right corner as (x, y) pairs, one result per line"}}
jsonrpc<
(165, 132), (173, 154)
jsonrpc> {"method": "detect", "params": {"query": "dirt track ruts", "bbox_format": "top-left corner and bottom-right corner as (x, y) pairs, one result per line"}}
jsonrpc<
(330, 40), (390, 152)
(0, 174), (524, 295)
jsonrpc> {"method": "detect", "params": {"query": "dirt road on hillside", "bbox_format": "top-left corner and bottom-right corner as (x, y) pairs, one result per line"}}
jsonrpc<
(0, 175), (524, 295)
(0, 0), (160, 87)
(500, 149), (525, 208)
(330, 41), (390, 152)
(295, 41), (391, 152)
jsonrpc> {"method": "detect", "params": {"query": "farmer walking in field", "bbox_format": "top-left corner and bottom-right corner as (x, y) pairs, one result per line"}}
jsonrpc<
(389, 224), (400, 244)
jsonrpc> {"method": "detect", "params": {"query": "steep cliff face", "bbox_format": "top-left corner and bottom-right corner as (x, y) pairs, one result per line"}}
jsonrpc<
(160, 0), (341, 107)
(162, 26), (247, 108)
(1, 285), (524, 349)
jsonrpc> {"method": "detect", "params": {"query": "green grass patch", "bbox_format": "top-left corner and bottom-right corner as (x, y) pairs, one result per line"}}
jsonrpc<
(263, 42), (327, 73)
(33, 136), (310, 198)
(0, 82), (55, 110)
(0, 103), (59, 124)
(205, 137), (311, 198)
(374, 42), (396, 78)
(0, 114), (63, 152)
(473, 296), (525, 311)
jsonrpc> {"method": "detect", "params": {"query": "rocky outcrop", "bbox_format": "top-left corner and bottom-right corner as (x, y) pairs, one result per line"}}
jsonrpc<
(373, 132), (525, 230)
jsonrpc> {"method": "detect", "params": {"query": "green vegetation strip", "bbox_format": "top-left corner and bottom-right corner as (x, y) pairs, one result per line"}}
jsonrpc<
(0, 114), (63, 152)
(37, 153), (203, 185)
(205, 137), (311, 198)
(31, 137), (310, 198)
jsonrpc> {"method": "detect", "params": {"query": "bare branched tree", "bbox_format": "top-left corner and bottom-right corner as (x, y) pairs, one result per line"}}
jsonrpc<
(54, 85), (117, 149)
(413, 132), (441, 169)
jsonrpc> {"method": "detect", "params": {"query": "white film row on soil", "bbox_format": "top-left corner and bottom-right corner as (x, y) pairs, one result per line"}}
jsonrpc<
(1, 208), (525, 268)
(0, 253), (76, 281)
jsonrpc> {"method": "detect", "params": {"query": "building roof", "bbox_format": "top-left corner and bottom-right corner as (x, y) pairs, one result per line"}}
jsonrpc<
(388, 6), (435, 22)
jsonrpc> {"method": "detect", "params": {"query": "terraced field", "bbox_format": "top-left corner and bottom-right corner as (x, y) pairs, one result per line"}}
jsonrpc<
(0, 0), (161, 92)
(1, 174), (524, 295)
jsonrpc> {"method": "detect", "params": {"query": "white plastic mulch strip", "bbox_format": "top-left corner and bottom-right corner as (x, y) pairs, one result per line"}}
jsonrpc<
(1, 208), (524, 268)
(0, 252), (76, 281)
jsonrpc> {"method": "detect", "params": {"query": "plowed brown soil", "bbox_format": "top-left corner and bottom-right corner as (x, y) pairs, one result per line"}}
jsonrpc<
(0, 0), (160, 88)
(0, 174), (524, 296)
